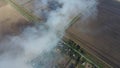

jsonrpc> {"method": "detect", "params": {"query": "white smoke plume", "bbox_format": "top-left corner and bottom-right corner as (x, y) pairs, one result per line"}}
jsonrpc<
(0, 0), (98, 68)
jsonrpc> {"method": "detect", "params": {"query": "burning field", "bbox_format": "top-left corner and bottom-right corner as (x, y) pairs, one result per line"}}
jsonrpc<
(0, 0), (98, 68)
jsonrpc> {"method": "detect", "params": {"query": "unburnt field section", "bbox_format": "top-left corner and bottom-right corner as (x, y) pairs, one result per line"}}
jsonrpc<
(0, 0), (6, 7)
(1, 0), (120, 68)
(66, 0), (120, 67)
(0, 1), (29, 40)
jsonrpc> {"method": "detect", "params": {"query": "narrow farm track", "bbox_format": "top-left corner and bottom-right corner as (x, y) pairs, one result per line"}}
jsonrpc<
(66, 0), (120, 67)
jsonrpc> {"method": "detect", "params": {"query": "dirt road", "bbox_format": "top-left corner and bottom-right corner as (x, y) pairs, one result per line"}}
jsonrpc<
(66, 0), (120, 67)
(0, 3), (28, 40)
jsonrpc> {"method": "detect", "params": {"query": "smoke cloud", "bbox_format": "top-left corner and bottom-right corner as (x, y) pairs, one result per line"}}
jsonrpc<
(0, 0), (98, 68)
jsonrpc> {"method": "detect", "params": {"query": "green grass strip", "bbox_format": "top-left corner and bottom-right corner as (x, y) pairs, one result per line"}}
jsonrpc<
(6, 0), (41, 22)
(61, 40), (100, 68)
